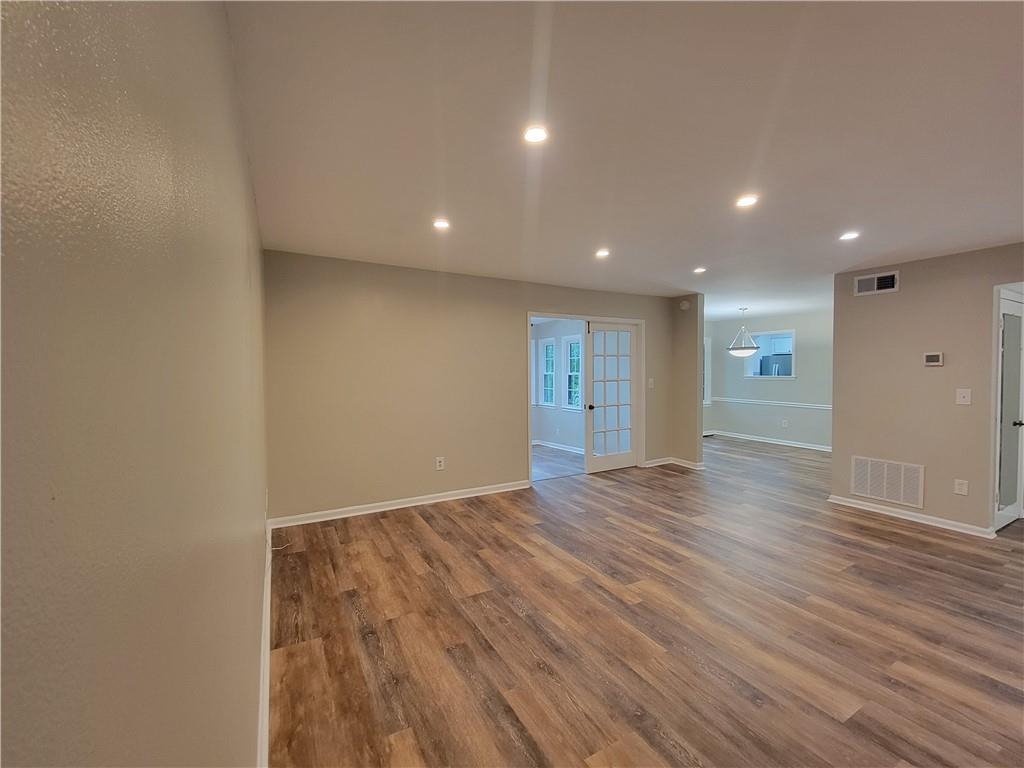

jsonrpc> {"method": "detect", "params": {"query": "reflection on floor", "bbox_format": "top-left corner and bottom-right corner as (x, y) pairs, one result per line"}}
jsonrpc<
(268, 436), (1024, 767)
(531, 443), (584, 481)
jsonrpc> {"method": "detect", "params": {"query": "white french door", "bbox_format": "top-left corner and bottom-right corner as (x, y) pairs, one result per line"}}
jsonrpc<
(995, 292), (1023, 530)
(585, 322), (638, 473)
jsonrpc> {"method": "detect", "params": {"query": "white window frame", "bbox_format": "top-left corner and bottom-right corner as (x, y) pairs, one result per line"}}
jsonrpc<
(529, 339), (537, 405)
(743, 329), (797, 379)
(562, 334), (583, 411)
(703, 336), (712, 405)
(540, 338), (557, 406)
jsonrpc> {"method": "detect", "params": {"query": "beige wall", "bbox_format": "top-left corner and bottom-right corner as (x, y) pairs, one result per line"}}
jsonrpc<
(2, 3), (267, 765)
(833, 242), (1024, 529)
(264, 251), (701, 518)
(671, 295), (705, 463)
(705, 308), (833, 448)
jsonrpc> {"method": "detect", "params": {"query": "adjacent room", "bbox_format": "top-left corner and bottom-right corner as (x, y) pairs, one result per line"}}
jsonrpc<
(3, 3), (1022, 767)
(703, 301), (833, 452)
(530, 316), (586, 481)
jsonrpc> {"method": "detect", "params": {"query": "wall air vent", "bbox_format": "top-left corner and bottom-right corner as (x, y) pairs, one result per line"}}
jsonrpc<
(853, 271), (899, 296)
(851, 456), (924, 508)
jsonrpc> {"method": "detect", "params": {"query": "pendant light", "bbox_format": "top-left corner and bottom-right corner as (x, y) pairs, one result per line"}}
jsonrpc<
(727, 308), (760, 358)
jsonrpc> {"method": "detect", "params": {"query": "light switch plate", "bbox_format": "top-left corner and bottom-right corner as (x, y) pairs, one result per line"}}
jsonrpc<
(955, 388), (972, 405)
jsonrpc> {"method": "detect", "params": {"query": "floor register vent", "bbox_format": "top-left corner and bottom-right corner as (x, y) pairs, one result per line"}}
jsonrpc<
(851, 456), (924, 508)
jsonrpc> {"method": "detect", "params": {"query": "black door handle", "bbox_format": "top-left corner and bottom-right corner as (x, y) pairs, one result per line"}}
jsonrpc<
(587, 404), (595, 411)
(1014, 420), (1023, 427)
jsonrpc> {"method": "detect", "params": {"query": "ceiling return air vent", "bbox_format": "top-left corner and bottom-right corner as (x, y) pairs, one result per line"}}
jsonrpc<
(851, 456), (924, 508)
(853, 270), (899, 296)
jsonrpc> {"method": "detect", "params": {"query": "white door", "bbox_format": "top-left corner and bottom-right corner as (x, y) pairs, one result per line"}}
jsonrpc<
(585, 323), (638, 473)
(995, 293), (1023, 530)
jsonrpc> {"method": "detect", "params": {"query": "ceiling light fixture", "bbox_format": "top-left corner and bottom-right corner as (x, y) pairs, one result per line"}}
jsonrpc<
(432, 217), (450, 230)
(735, 194), (759, 208)
(727, 308), (760, 358)
(693, 267), (707, 274)
(839, 231), (860, 241)
(595, 248), (610, 259)
(523, 125), (549, 143)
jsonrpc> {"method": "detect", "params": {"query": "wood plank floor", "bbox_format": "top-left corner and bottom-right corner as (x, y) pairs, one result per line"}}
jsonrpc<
(531, 444), (584, 481)
(270, 437), (1024, 767)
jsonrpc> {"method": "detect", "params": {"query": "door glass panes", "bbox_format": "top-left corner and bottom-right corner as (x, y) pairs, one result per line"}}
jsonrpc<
(591, 326), (633, 457)
(999, 313), (1022, 508)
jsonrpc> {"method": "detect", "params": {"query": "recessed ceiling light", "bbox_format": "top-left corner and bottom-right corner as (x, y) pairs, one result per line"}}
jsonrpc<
(595, 248), (610, 259)
(523, 125), (549, 143)
(839, 230), (860, 241)
(432, 217), (450, 230)
(693, 267), (707, 274)
(735, 194), (759, 208)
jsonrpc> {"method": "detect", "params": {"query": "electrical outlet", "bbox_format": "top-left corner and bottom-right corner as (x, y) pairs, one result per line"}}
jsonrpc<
(953, 479), (969, 496)
(955, 388), (972, 405)
(781, 418), (789, 428)
(648, 377), (655, 389)
(434, 456), (446, 471)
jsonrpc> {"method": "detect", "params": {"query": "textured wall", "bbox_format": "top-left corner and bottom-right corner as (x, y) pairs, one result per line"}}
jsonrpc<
(2, 3), (267, 765)
(832, 243), (1024, 528)
(263, 251), (691, 518)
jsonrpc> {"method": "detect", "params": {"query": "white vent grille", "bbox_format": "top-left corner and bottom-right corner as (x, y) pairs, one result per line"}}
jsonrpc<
(853, 271), (899, 296)
(851, 456), (924, 508)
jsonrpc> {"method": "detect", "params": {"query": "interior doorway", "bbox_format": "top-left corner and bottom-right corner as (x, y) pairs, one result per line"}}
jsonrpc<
(528, 313), (644, 482)
(529, 316), (586, 480)
(994, 283), (1023, 530)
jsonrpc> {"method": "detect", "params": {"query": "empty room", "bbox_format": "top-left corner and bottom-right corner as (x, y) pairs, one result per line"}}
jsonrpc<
(3, 2), (1023, 767)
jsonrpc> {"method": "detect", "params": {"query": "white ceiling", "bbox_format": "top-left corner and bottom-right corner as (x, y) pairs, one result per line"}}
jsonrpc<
(226, 2), (1023, 319)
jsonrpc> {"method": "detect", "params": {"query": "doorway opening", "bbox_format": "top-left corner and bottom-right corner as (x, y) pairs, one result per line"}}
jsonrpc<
(528, 313), (644, 482)
(529, 316), (586, 481)
(993, 282), (1023, 531)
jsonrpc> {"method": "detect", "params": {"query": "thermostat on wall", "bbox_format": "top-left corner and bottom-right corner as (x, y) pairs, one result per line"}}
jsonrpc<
(924, 352), (944, 367)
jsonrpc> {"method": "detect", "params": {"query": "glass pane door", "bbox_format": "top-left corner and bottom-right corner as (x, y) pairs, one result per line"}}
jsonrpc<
(586, 322), (638, 473)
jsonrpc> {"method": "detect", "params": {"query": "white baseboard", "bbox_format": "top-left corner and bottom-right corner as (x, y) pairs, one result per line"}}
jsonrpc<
(704, 430), (832, 453)
(256, 529), (271, 767)
(641, 457), (705, 471)
(827, 494), (996, 539)
(531, 439), (585, 455)
(267, 480), (532, 529)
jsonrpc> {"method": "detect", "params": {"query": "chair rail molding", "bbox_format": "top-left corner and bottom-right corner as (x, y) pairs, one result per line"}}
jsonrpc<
(711, 396), (831, 410)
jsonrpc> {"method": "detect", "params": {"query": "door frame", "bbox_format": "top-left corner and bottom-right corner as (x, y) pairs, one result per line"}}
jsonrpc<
(526, 311), (646, 483)
(990, 282), (1024, 530)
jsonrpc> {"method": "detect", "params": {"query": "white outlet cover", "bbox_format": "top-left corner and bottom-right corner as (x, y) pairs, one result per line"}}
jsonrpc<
(955, 388), (972, 405)
(953, 479), (969, 496)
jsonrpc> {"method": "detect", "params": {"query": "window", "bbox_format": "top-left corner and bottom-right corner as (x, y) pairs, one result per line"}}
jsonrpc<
(743, 330), (795, 378)
(541, 338), (556, 405)
(564, 335), (582, 409)
(703, 337), (711, 405)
